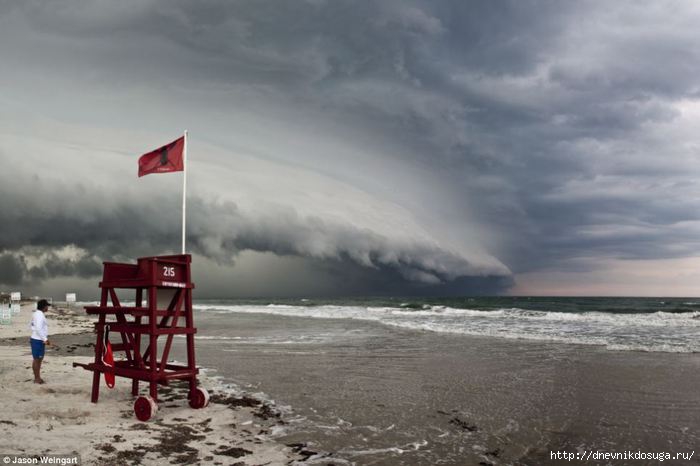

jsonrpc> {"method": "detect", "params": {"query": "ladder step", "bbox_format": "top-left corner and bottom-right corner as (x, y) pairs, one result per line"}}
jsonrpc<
(86, 306), (187, 317)
(110, 343), (133, 352)
(96, 323), (196, 335)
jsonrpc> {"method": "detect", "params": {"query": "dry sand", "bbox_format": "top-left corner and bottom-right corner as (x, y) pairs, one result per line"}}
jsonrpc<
(0, 304), (303, 465)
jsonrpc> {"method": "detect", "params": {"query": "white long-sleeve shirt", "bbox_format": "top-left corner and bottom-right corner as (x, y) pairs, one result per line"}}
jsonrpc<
(30, 310), (49, 342)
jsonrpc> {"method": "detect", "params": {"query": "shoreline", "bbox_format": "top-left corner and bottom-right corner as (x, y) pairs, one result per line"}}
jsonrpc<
(0, 304), (305, 465)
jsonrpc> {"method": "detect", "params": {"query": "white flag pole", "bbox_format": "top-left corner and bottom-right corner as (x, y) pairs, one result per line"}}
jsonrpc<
(182, 130), (188, 255)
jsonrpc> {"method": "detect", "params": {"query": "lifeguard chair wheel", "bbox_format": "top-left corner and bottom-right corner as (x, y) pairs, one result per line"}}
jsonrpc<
(134, 395), (158, 422)
(189, 387), (210, 409)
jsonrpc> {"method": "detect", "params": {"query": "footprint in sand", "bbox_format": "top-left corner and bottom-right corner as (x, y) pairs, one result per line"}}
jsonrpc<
(30, 408), (91, 424)
(39, 386), (84, 395)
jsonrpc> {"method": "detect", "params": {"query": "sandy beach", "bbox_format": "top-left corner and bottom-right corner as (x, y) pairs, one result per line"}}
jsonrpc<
(0, 304), (304, 465)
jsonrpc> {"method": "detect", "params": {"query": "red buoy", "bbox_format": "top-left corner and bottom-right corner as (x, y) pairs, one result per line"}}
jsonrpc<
(103, 326), (115, 388)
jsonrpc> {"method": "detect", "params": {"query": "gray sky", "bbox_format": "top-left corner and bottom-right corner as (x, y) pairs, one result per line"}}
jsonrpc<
(3, 0), (700, 298)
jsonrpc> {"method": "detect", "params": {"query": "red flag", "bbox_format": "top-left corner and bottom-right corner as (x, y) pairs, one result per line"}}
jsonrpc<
(138, 136), (185, 177)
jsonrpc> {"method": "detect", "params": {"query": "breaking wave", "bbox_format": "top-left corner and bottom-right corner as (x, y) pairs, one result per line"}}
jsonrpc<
(193, 303), (700, 353)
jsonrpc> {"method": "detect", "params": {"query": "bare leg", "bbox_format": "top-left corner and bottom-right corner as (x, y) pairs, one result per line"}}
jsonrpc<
(33, 358), (44, 383)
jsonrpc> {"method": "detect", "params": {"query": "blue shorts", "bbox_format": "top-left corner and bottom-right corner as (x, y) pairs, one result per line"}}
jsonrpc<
(30, 338), (45, 359)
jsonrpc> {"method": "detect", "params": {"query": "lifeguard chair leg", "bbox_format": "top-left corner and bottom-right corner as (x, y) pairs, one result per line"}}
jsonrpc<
(132, 288), (141, 397)
(185, 289), (197, 401)
(147, 332), (158, 400)
(149, 338), (158, 400)
(91, 374), (100, 403)
(133, 321), (143, 395)
(148, 287), (158, 401)
(91, 337), (103, 402)
(91, 291), (108, 403)
(135, 287), (144, 390)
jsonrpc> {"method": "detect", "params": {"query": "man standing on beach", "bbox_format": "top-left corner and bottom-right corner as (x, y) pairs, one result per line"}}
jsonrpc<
(29, 299), (50, 384)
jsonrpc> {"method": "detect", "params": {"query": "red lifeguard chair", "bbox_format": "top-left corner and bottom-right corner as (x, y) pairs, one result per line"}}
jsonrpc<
(73, 254), (208, 421)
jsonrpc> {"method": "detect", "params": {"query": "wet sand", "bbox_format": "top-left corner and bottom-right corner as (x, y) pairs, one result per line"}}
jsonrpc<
(184, 311), (700, 465)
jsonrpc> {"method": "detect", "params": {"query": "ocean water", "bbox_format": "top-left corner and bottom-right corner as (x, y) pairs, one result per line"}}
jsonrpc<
(173, 297), (700, 465)
(194, 296), (700, 353)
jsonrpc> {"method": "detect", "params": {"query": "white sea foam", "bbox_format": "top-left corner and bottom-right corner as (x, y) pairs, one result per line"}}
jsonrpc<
(193, 303), (700, 353)
(340, 439), (429, 457)
(181, 333), (341, 345)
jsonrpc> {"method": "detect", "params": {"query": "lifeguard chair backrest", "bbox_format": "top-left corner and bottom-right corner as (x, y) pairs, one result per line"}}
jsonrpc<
(102, 262), (140, 283)
(136, 254), (191, 288)
(100, 254), (192, 289)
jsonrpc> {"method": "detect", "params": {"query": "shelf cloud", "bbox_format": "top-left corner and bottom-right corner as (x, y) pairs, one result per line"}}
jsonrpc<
(3, 1), (700, 296)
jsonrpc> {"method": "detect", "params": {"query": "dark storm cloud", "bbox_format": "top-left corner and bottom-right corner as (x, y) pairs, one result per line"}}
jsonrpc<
(305, 259), (514, 297)
(428, 2), (700, 274)
(0, 169), (508, 292)
(0, 254), (24, 286)
(29, 253), (103, 281)
(2, 0), (700, 294)
(0, 251), (102, 286)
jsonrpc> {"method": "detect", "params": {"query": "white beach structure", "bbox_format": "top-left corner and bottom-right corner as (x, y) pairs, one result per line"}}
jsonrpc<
(0, 302), (11, 324)
(66, 293), (77, 308)
(10, 291), (21, 315)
